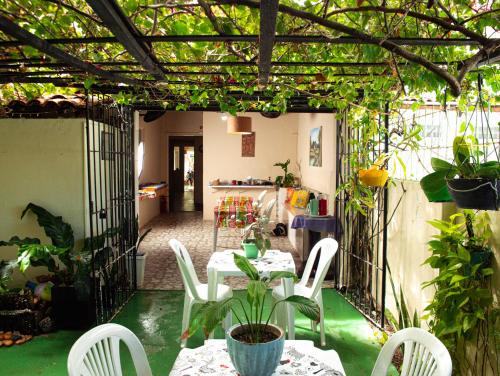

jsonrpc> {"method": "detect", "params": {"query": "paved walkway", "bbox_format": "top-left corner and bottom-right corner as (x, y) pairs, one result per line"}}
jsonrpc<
(140, 211), (298, 290)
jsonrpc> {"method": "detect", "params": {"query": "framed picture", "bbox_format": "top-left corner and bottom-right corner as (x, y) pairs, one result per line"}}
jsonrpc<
(242, 132), (255, 157)
(309, 126), (322, 167)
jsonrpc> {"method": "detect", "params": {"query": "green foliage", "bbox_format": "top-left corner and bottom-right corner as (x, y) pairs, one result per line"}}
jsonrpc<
(1, 1), (497, 115)
(336, 108), (422, 216)
(183, 253), (317, 344)
(385, 263), (420, 331)
(274, 159), (295, 188)
(0, 203), (118, 287)
(423, 210), (497, 373)
(0, 260), (17, 293)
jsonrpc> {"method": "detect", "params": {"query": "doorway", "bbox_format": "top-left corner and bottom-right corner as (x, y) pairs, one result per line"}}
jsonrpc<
(169, 136), (203, 212)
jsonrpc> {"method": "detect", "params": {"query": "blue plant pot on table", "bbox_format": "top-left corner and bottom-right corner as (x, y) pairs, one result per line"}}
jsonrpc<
(226, 323), (285, 376)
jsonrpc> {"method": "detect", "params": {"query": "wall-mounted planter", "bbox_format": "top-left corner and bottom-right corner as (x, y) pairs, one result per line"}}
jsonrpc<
(447, 178), (499, 211)
(359, 168), (389, 187)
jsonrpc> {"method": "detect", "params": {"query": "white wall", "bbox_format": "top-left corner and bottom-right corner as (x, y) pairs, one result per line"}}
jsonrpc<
(296, 113), (336, 214)
(202, 112), (299, 220)
(138, 116), (163, 227)
(0, 118), (86, 286)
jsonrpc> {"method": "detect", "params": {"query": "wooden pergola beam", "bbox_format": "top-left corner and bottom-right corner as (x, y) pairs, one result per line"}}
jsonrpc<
(0, 15), (139, 86)
(258, 0), (279, 87)
(86, 0), (166, 80)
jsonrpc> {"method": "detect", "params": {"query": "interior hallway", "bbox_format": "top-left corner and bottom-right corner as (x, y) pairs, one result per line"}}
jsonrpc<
(140, 211), (298, 290)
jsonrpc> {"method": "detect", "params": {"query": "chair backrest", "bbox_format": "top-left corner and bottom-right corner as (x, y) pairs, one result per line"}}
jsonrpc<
(371, 327), (452, 376)
(298, 238), (338, 296)
(68, 323), (152, 376)
(262, 198), (276, 219)
(169, 239), (202, 300)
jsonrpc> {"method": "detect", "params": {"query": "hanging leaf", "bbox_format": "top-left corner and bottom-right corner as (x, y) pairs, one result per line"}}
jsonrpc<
(21, 203), (74, 249)
(234, 253), (259, 280)
(281, 295), (320, 322)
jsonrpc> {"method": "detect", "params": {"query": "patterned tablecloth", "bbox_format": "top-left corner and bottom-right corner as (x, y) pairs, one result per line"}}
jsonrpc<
(170, 340), (346, 376)
(207, 249), (295, 277)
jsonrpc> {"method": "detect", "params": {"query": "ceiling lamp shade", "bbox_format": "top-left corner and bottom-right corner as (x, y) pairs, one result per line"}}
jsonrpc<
(227, 116), (252, 135)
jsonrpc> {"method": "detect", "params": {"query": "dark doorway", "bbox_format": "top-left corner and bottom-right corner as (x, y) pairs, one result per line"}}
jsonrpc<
(169, 136), (203, 212)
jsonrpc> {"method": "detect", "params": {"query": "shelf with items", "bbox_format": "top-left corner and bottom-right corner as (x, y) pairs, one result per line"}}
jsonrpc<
(138, 182), (168, 200)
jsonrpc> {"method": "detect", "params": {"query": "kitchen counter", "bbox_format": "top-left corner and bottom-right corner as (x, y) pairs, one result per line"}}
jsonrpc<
(208, 185), (274, 189)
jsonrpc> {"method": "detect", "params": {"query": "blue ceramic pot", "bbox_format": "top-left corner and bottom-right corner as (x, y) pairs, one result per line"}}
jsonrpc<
(226, 323), (285, 376)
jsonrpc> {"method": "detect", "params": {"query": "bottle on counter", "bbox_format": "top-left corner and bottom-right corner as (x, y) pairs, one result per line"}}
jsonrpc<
(318, 193), (328, 216)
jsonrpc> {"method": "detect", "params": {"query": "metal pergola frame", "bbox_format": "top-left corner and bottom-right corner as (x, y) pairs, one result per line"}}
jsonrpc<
(0, 0), (497, 111)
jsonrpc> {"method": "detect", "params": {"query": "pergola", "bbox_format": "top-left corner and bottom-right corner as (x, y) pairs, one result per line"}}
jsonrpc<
(0, 0), (498, 112)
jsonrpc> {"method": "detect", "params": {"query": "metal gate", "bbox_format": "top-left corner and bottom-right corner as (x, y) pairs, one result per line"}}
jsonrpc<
(334, 109), (388, 329)
(85, 93), (137, 324)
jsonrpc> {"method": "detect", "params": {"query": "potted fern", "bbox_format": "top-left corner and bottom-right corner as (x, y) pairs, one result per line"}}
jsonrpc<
(182, 253), (319, 376)
(420, 135), (499, 209)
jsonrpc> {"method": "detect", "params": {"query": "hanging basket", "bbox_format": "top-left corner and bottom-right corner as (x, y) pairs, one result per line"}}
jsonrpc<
(359, 168), (389, 187)
(447, 178), (499, 211)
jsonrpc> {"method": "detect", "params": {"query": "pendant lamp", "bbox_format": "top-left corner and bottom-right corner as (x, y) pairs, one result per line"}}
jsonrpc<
(227, 116), (252, 135)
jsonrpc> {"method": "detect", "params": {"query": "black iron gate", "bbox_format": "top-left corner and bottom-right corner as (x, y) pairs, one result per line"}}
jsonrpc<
(334, 109), (388, 329)
(85, 93), (137, 324)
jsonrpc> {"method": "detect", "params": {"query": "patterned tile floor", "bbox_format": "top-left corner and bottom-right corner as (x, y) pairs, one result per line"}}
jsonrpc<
(140, 211), (299, 290)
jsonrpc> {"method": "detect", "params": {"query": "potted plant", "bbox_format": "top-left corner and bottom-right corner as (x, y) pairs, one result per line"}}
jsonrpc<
(241, 196), (275, 259)
(358, 154), (389, 187)
(0, 203), (120, 329)
(420, 135), (500, 209)
(422, 210), (494, 373)
(183, 253), (320, 376)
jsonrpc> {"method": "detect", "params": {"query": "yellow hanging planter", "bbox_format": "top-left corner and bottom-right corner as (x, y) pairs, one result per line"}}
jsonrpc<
(359, 155), (389, 187)
(359, 167), (389, 187)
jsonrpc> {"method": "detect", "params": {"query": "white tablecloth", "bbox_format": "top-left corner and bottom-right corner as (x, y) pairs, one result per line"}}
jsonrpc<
(170, 340), (346, 376)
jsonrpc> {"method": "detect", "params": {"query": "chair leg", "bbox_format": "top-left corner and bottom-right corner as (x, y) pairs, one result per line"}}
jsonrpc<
(223, 310), (232, 332)
(181, 293), (193, 348)
(276, 300), (288, 333)
(317, 292), (326, 347)
(213, 216), (218, 252)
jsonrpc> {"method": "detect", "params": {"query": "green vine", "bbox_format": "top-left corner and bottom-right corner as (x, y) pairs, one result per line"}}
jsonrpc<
(423, 210), (498, 375)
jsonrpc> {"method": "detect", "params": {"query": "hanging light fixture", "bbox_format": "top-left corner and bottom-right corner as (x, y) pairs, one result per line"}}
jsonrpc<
(227, 116), (252, 135)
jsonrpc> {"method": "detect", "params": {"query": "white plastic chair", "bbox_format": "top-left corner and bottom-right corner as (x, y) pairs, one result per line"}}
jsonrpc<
(169, 239), (233, 347)
(272, 237), (338, 346)
(67, 323), (152, 376)
(371, 327), (452, 376)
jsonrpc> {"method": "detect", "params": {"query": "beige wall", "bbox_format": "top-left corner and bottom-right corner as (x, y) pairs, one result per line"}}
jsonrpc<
(138, 116), (162, 227)
(0, 118), (86, 286)
(386, 180), (500, 326)
(297, 113), (336, 214)
(202, 112), (298, 220)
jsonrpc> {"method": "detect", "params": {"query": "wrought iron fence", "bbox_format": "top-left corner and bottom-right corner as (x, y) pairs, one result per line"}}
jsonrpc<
(85, 93), (137, 324)
(334, 109), (388, 329)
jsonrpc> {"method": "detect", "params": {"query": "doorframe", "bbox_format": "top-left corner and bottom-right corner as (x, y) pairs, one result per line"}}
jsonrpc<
(168, 136), (196, 210)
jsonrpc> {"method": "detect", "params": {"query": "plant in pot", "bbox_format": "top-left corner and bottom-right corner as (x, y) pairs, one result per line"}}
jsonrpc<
(0, 203), (119, 329)
(182, 253), (320, 376)
(273, 159), (295, 188)
(420, 134), (500, 209)
(358, 154), (390, 187)
(241, 196), (275, 259)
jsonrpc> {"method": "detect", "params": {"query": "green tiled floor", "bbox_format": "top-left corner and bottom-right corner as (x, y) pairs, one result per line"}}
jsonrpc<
(0, 289), (385, 375)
